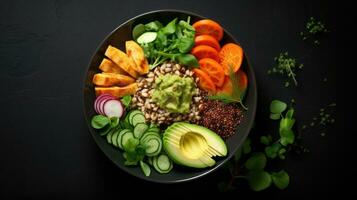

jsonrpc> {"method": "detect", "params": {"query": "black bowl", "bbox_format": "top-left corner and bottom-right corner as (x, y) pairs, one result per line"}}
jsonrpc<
(83, 10), (257, 183)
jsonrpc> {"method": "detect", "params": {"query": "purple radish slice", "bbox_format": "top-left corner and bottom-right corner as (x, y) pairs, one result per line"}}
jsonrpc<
(95, 94), (115, 114)
(98, 97), (115, 115)
(103, 99), (124, 118)
(94, 94), (114, 114)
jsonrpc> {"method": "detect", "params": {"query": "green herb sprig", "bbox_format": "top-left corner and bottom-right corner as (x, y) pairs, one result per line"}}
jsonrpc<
(300, 17), (328, 45)
(268, 52), (303, 87)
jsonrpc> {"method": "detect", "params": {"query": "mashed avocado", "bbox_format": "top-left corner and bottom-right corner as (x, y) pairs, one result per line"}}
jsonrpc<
(152, 74), (195, 113)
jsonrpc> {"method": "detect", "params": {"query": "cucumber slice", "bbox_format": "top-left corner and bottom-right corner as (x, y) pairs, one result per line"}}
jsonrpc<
(106, 129), (114, 144)
(153, 154), (173, 174)
(132, 113), (146, 127)
(148, 127), (160, 134)
(117, 129), (131, 149)
(111, 130), (120, 147)
(132, 24), (146, 40)
(143, 137), (162, 157)
(140, 132), (160, 144)
(121, 131), (134, 149)
(133, 123), (148, 139)
(137, 32), (157, 44)
(128, 110), (142, 125)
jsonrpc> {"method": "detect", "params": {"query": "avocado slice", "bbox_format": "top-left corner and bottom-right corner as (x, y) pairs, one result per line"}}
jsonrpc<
(163, 122), (228, 168)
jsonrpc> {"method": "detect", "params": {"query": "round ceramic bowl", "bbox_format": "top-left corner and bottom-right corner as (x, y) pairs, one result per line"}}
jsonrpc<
(83, 10), (257, 183)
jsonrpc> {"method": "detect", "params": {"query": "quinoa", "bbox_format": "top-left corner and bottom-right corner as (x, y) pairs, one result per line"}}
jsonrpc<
(198, 99), (244, 139)
(132, 62), (203, 125)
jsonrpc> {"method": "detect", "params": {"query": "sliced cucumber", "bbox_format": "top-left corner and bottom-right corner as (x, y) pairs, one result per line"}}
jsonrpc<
(133, 123), (148, 139)
(121, 131), (134, 149)
(137, 32), (157, 44)
(153, 154), (173, 174)
(132, 113), (146, 127)
(142, 137), (162, 157)
(132, 24), (146, 40)
(117, 129), (131, 149)
(106, 129), (114, 144)
(140, 131), (160, 144)
(148, 127), (160, 134)
(128, 110), (142, 125)
(111, 130), (120, 147)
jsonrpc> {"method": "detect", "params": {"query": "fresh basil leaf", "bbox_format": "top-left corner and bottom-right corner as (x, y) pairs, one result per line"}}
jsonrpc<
(270, 100), (287, 114)
(91, 115), (110, 129)
(245, 152), (267, 170)
(247, 170), (272, 191)
(140, 161), (151, 176)
(176, 54), (199, 67)
(162, 18), (177, 35)
(132, 24), (146, 41)
(271, 170), (290, 190)
(178, 37), (194, 53)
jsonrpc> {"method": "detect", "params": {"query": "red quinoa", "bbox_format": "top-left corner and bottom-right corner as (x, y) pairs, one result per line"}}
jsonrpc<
(198, 99), (243, 139)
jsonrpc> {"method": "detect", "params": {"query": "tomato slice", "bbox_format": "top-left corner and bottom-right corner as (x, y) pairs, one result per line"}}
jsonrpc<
(219, 43), (244, 75)
(193, 68), (216, 93)
(191, 45), (219, 61)
(199, 58), (225, 87)
(193, 19), (224, 41)
(194, 35), (221, 51)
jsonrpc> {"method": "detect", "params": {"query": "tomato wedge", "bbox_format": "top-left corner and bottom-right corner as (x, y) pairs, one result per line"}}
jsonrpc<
(194, 35), (221, 51)
(199, 58), (225, 87)
(191, 45), (219, 61)
(193, 19), (224, 41)
(219, 43), (244, 75)
(193, 68), (216, 93)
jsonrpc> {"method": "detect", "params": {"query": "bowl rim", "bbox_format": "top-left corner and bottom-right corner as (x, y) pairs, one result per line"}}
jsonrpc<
(82, 9), (257, 183)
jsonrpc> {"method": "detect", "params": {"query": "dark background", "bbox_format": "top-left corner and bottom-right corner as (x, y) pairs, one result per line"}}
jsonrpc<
(0, 0), (337, 198)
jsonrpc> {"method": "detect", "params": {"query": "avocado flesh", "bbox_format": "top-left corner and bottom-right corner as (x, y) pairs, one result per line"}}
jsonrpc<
(163, 122), (228, 168)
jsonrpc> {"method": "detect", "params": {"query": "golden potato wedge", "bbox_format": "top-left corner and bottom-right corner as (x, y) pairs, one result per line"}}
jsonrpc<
(95, 83), (138, 97)
(125, 40), (149, 74)
(98, 58), (128, 75)
(92, 73), (135, 87)
(105, 45), (139, 78)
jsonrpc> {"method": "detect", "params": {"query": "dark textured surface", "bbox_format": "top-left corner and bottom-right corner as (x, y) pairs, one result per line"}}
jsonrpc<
(0, 0), (337, 198)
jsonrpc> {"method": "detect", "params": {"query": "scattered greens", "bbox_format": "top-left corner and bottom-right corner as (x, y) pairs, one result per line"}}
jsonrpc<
(209, 66), (247, 109)
(132, 17), (198, 69)
(121, 95), (132, 108)
(268, 52), (303, 87)
(300, 17), (328, 45)
(219, 99), (294, 192)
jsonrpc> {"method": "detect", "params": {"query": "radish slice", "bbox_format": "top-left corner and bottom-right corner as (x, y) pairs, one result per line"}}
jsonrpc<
(94, 94), (115, 114)
(98, 98), (114, 115)
(103, 99), (124, 118)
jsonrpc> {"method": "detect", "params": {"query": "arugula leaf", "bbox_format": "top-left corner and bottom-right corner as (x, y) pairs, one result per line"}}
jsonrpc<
(145, 21), (163, 31)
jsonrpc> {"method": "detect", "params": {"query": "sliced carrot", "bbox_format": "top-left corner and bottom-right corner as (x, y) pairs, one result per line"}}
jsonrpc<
(217, 76), (233, 95)
(191, 45), (219, 61)
(193, 68), (216, 93)
(194, 35), (220, 51)
(219, 43), (244, 75)
(199, 58), (225, 87)
(193, 19), (224, 41)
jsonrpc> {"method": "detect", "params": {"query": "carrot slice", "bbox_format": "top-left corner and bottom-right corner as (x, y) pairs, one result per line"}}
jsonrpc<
(193, 69), (216, 93)
(193, 19), (224, 41)
(199, 58), (225, 87)
(219, 43), (244, 75)
(191, 45), (219, 61)
(194, 35), (221, 51)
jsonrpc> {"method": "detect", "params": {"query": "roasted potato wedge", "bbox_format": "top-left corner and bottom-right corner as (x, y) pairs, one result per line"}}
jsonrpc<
(92, 73), (135, 87)
(95, 83), (138, 97)
(98, 58), (128, 75)
(125, 40), (149, 74)
(105, 45), (139, 78)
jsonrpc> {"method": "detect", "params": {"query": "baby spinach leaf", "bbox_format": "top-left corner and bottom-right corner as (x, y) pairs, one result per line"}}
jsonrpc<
(178, 37), (194, 53)
(132, 24), (146, 40)
(110, 117), (119, 128)
(162, 18), (177, 34)
(140, 160), (151, 176)
(176, 54), (199, 67)
(145, 21), (163, 31)
(121, 95), (132, 108)
(91, 115), (110, 129)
